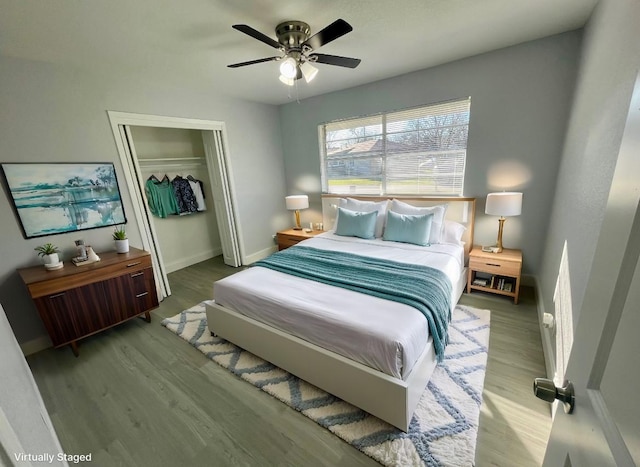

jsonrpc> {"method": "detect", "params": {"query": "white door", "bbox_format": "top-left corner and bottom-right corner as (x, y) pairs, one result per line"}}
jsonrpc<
(542, 76), (640, 466)
(202, 131), (242, 267)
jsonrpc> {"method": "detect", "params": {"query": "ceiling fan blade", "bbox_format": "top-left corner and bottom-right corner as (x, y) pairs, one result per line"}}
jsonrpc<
(302, 19), (353, 50)
(232, 24), (282, 49)
(227, 56), (280, 68)
(309, 53), (361, 69)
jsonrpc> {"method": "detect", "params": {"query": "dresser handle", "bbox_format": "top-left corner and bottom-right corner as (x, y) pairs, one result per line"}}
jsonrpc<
(487, 263), (501, 267)
(48, 292), (66, 299)
(130, 272), (144, 278)
(126, 262), (141, 268)
(135, 292), (149, 298)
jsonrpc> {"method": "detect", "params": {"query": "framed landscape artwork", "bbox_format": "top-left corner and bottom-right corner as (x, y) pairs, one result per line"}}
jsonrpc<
(0, 162), (127, 239)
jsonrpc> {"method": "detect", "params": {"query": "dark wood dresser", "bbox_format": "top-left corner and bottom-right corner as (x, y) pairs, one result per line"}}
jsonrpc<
(18, 247), (159, 356)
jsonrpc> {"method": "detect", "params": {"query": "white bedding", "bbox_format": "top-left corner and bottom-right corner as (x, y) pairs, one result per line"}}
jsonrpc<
(213, 232), (464, 379)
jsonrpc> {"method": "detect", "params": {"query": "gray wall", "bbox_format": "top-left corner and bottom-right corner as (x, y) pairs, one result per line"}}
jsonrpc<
(539, 0), (640, 328)
(279, 32), (582, 277)
(0, 56), (287, 347)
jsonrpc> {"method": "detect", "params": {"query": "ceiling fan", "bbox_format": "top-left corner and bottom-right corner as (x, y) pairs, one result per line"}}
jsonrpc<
(228, 19), (361, 85)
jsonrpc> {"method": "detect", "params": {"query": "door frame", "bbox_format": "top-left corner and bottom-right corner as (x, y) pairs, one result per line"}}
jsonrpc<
(107, 111), (243, 299)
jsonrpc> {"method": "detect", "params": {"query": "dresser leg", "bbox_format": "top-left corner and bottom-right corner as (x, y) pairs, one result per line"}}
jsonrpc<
(70, 341), (79, 357)
(143, 311), (151, 323)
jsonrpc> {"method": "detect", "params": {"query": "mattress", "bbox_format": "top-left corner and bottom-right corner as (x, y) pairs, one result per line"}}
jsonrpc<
(213, 232), (465, 379)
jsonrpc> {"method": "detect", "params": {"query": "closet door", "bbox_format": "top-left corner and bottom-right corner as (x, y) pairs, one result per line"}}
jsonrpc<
(202, 131), (242, 267)
(119, 125), (171, 299)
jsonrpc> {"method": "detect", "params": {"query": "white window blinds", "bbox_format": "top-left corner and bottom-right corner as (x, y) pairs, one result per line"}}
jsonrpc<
(319, 97), (470, 195)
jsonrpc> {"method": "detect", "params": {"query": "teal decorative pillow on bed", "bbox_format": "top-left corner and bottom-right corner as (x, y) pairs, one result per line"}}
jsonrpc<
(389, 199), (447, 244)
(339, 198), (388, 237)
(335, 207), (377, 239)
(383, 210), (433, 246)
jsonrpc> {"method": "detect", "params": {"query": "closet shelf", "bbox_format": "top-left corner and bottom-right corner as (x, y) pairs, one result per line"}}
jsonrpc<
(138, 157), (205, 163)
(138, 157), (206, 172)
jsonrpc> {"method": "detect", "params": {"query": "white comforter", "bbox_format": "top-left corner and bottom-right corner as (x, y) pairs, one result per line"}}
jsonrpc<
(213, 232), (464, 379)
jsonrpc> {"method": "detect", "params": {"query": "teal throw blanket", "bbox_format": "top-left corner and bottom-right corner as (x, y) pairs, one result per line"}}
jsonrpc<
(253, 246), (452, 362)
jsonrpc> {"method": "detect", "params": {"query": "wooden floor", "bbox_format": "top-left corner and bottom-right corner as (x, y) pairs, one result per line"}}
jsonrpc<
(27, 256), (551, 466)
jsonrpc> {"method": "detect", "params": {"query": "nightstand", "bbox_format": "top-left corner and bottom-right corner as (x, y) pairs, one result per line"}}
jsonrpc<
(276, 228), (324, 250)
(467, 246), (522, 304)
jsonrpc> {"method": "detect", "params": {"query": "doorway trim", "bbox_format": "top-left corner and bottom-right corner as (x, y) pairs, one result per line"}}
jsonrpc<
(107, 111), (243, 299)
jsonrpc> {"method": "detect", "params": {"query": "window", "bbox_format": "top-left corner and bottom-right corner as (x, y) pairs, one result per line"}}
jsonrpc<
(319, 97), (470, 195)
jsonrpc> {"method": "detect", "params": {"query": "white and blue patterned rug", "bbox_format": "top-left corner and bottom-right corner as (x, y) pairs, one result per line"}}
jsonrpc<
(162, 303), (490, 467)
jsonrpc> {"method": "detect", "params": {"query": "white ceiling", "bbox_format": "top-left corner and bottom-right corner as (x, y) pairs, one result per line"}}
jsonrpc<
(0, 0), (597, 105)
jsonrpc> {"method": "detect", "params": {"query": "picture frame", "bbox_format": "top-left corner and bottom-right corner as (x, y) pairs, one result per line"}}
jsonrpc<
(0, 162), (127, 239)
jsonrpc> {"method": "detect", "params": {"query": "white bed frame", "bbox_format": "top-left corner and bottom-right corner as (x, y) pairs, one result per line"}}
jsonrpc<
(205, 196), (476, 431)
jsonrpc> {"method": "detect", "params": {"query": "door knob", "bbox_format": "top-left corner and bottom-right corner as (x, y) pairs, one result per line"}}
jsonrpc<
(533, 378), (575, 414)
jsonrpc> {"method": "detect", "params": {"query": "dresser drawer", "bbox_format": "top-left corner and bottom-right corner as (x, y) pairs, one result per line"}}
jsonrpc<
(277, 233), (303, 250)
(469, 257), (521, 277)
(26, 254), (152, 298)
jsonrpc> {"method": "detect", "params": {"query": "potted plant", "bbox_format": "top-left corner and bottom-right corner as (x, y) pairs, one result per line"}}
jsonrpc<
(34, 243), (61, 267)
(113, 225), (129, 253)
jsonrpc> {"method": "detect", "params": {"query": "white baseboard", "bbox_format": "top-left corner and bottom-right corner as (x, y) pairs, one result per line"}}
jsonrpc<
(20, 335), (52, 356)
(165, 247), (222, 273)
(243, 245), (277, 265)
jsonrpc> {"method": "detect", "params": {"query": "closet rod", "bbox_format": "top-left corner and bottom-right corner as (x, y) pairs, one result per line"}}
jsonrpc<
(138, 157), (205, 164)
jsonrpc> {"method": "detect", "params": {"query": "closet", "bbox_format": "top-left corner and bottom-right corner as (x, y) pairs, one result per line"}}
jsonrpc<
(129, 126), (222, 274)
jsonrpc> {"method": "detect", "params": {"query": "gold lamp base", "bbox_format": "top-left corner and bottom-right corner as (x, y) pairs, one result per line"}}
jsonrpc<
(293, 209), (302, 230)
(494, 217), (506, 253)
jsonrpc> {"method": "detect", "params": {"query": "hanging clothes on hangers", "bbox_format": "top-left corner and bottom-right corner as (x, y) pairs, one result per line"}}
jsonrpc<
(145, 175), (179, 218)
(186, 175), (206, 211)
(171, 175), (198, 215)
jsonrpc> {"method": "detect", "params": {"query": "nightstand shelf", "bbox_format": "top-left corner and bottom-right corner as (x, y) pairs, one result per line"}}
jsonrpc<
(276, 228), (324, 250)
(467, 246), (522, 304)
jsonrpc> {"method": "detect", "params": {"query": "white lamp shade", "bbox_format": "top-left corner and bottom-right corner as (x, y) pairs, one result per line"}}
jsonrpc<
(285, 195), (309, 210)
(485, 192), (522, 216)
(279, 57), (298, 79)
(300, 61), (318, 83)
(279, 75), (295, 86)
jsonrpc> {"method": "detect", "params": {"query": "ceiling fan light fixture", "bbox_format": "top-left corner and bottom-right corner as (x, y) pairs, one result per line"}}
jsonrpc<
(279, 74), (295, 86)
(279, 57), (298, 79)
(300, 61), (318, 83)
(228, 19), (361, 86)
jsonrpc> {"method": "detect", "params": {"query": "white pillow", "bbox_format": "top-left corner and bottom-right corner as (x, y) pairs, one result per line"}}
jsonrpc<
(389, 199), (447, 244)
(442, 220), (466, 246)
(339, 198), (388, 238)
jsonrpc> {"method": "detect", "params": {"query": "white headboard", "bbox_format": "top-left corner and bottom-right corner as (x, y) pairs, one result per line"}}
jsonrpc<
(321, 195), (476, 260)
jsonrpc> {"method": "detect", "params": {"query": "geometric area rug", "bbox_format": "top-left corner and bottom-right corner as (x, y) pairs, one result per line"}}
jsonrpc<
(161, 303), (490, 467)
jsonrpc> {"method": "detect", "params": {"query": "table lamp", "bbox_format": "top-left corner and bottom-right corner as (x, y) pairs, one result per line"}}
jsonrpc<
(485, 192), (522, 253)
(285, 195), (309, 230)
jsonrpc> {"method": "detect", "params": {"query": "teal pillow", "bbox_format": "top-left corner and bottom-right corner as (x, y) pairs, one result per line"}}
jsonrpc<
(335, 207), (377, 239)
(383, 210), (433, 246)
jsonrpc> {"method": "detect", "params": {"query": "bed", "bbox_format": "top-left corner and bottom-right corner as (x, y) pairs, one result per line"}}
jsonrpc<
(205, 196), (476, 431)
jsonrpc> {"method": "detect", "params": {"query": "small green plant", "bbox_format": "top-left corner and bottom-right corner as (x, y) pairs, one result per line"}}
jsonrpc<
(34, 243), (60, 257)
(113, 225), (127, 240)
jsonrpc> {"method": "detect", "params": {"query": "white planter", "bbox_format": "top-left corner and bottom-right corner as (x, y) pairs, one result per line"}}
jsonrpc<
(115, 239), (129, 254)
(42, 253), (59, 265)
